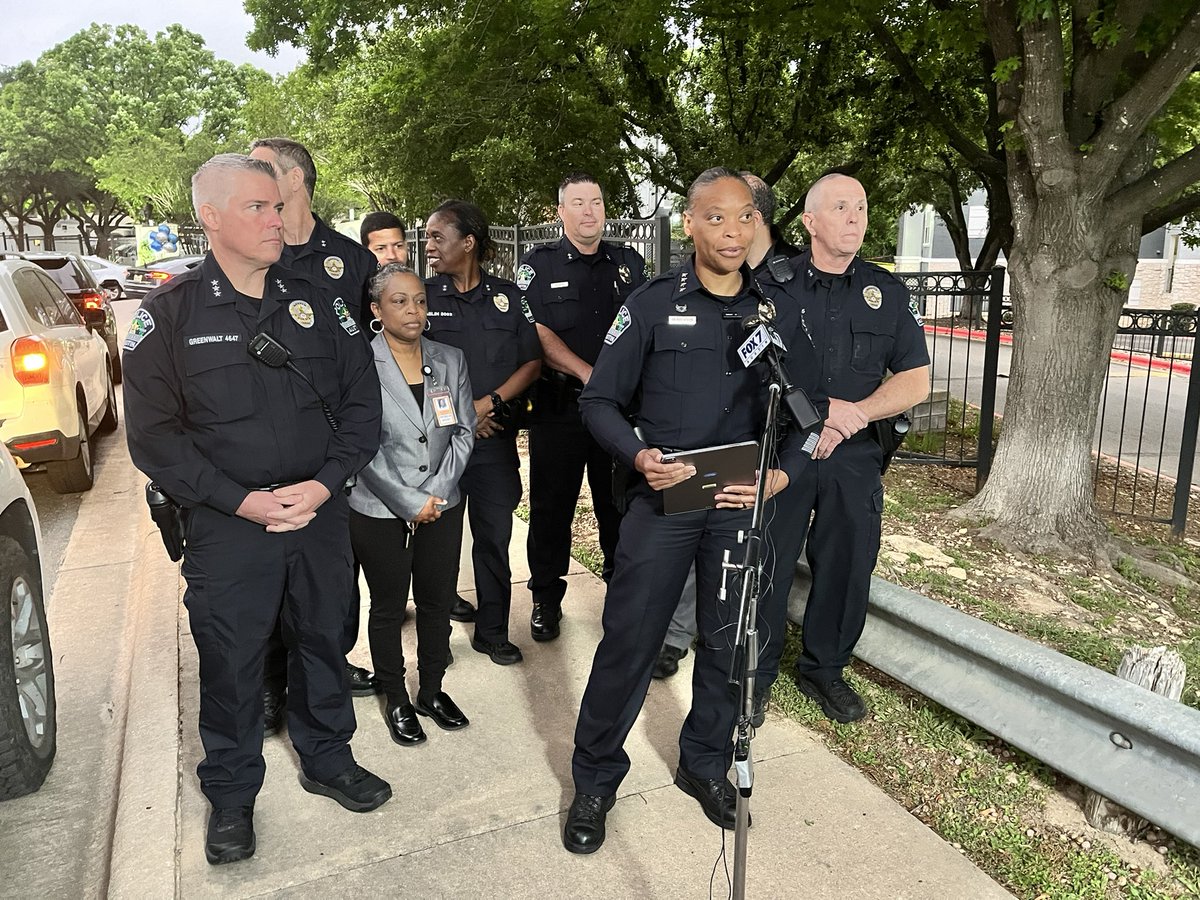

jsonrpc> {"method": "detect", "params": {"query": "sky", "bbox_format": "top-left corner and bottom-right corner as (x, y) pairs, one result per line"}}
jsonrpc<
(0, 0), (306, 76)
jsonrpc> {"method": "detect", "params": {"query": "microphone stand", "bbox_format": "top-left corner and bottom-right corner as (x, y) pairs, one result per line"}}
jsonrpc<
(721, 375), (784, 900)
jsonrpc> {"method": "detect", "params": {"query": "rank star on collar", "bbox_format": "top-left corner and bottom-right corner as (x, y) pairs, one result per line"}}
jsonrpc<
(275, 279), (289, 294)
(210, 279), (222, 297)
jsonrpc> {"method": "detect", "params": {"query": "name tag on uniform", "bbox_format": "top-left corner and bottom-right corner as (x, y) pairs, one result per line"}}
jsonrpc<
(550, 281), (570, 289)
(429, 387), (457, 427)
(668, 315), (697, 326)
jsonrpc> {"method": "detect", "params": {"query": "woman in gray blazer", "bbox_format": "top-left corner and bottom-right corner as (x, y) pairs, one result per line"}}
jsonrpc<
(349, 263), (476, 746)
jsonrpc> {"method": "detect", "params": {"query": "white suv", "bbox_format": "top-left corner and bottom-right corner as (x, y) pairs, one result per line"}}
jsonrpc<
(0, 443), (52, 800)
(0, 259), (118, 493)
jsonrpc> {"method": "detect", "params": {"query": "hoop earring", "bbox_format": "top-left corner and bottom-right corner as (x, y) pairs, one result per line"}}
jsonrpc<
(369, 318), (384, 334)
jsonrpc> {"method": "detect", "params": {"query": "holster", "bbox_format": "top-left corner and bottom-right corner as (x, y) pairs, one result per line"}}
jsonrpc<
(145, 481), (185, 562)
(611, 461), (636, 515)
(870, 413), (911, 475)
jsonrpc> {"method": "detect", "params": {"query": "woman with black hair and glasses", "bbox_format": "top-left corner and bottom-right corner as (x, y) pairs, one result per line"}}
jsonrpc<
(423, 200), (542, 665)
(350, 263), (475, 744)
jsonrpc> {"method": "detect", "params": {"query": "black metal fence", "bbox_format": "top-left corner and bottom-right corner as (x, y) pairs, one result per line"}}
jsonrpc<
(408, 217), (672, 282)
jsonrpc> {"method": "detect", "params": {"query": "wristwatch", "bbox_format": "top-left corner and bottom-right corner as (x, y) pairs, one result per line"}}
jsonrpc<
(489, 392), (502, 412)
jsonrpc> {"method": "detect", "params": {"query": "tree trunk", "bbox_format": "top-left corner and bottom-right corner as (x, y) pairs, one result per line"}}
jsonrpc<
(961, 189), (1137, 558)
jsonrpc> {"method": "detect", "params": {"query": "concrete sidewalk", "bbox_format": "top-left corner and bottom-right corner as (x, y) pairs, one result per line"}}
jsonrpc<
(150, 518), (1012, 899)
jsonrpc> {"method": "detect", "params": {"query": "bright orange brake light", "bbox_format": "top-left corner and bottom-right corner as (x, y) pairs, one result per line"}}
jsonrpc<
(12, 336), (49, 386)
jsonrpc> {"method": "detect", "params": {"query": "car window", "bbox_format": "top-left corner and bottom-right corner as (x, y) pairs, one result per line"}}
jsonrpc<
(34, 272), (83, 325)
(14, 270), (74, 328)
(31, 257), (89, 294)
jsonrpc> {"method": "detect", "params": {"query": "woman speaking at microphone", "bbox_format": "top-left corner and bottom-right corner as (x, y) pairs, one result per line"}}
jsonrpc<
(349, 263), (476, 745)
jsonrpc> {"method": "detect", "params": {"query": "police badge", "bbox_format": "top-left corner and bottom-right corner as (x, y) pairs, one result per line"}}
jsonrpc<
(493, 292), (510, 312)
(863, 285), (883, 310)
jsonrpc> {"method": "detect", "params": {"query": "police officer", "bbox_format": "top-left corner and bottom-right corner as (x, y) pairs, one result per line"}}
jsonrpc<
(653, 171), (801, 684)
(764, 172), (930, 724)
(423, 200), (542, 664)
(360, 211), (409, 266)
(123, 154), (390, 866)
(248, 138), (382, 709)
(562, 169), (809, 854)
(518, 173), (646, 642)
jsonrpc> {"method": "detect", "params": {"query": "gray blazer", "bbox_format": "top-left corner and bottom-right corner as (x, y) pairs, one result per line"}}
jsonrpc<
(349, 334), (476, 521)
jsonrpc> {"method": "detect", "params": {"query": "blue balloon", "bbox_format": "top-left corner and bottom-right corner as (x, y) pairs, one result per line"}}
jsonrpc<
(149, 239), (162, 251)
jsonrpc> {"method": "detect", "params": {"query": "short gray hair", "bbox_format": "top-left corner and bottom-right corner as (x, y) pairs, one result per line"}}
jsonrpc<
(250, 137), (318, 198)
(684, 167), (747, 212)
(804, 172), (859, 214)
(191, 154), (278, 223)
(368, 262), (420, 304)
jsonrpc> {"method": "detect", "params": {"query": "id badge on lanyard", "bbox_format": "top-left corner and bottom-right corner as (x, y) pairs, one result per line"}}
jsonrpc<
(428, 387), (457, 427)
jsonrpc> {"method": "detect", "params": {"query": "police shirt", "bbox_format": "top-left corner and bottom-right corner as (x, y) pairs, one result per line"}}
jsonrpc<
(579, 255), (808, 485)
(122, 254), (382, 515)
(281, 215), (377, 332)
(784, 249), (929, 412)
(424, 270), (542, 399)
(517, 237), (646, 366)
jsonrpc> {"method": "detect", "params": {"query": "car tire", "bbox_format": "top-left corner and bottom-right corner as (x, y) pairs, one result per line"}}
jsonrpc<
(98, 366), (119, 435)
(47, 407), (94, 493)
(110, 350), (122, 386)
(0, 535), (56, 801)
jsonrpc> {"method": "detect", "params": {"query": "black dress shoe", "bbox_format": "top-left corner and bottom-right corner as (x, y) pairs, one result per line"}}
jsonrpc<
(750, 684), (772, 728)
(471, 635), (523, 665)
(299, 763), (392, 812)
(449, 596), (476, 622)
(562, 792), (616, 854)
(651, 644), (688, 679)
(674, 766), (742, 830)
(414, 691), (469, 730)
(793, 672), (867, 723)
(385, 703), (427, 745)
(205, 805), (255, 865)
(262, 689), (286, 737)
(530, 602), (563, 642)
(345, 663), (381, 697)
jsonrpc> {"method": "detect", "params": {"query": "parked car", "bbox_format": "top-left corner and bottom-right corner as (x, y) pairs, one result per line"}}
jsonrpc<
(123, 254), (204, 300)
(0, 442), (52, 801)
(0, 258), (118, 493)
(0, 253), (122, 384)
(81, 255), (128, 300)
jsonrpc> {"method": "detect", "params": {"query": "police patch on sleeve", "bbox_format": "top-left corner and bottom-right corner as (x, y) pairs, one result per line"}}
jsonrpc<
(521, 296), (536, 325)
(333, 297), (360, 336)
(604, 305), (632, 346)
(908, 296), (924, 326)
(516, 264), (535, 291)
(123, 309), (155, 351)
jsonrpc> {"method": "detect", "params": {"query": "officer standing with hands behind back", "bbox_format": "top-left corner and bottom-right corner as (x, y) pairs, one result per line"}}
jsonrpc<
(123, 154), (389, 867)
(519, 173), (645, 642)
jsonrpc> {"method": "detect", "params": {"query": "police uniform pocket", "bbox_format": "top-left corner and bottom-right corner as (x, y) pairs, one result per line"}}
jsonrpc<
(289, 336), (338, 407)
(182, 341), (254, 423)
(850, 318), (895, 377)
(649, 323), (718, 393)
(483, 315), (519, 371)
(542, 288), (580, 331)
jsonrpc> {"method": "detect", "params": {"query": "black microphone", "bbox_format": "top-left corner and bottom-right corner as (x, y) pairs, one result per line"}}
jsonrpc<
(738, 315), (821, 431)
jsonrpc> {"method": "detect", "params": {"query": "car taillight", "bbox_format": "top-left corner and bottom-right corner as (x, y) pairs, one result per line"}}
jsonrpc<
(149, 271), (173, 282)
(79, 290), (104, 309)
(12, 336), (50, 387)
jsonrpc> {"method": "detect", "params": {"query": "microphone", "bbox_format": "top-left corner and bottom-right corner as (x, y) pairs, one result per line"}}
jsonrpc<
(736, 315), (821, 431)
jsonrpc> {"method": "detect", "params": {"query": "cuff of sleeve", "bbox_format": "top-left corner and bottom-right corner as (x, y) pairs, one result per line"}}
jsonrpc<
(777, 443), (808, 486)
(315, 463), (346, 499)
(616, 435), (650, 470)
(212, 482), (252, 517)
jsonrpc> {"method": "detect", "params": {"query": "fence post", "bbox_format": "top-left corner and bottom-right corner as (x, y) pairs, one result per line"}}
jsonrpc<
(655, 215), (671, 276)
(1170, 327), (1200, 535)
(975, 267), (1005, 491)
(414, 225), (426, 278)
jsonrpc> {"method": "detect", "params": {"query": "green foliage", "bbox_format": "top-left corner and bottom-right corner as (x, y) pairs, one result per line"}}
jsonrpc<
(993, 57), (1022, 85)
(1104, 271), (1132, 291)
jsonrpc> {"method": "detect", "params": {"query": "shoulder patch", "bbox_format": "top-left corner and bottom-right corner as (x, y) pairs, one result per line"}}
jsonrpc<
(333, 297), (360, 336)
(516, 263), (536, 291)
(604, 305), (632, 346)
(521, 296), (536, 324)
(123, 309), (155, 351)
(908, 296), (924, 326)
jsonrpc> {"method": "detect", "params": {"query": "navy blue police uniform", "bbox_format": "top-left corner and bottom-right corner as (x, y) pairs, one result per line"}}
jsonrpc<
(573, 256), (808, 796)
(760, 248), (929, 689)
(518, 237), (646, 615)
(424, 270), (542, 646)
(122, 254), (382, 808)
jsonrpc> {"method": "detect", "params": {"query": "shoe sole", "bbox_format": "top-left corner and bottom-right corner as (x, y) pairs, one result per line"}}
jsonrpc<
(531, 628), (560, 642)
(471, 641), (523, 666)
(673, 772), (739, 830)
(351, 685), (382, 697)
(414, 704), (469, 731)
(388, 728), (427, 746)
(298, 773), (392, 812)
(793, 675), (866, 724)
(562, 796), (616, 854)
(205, 835), (255, 865)
(448, 612), (476, 623)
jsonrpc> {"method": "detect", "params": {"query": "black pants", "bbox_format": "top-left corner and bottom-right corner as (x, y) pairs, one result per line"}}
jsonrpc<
(527, 414), (621, 602)
(760, 437), (884, 685)
(349, 503), (464, 705)
(182, 494), (357, 808)
(459, 436), (522, 643)
(572, 484), (752, 796)
(263, 559), (361, 694)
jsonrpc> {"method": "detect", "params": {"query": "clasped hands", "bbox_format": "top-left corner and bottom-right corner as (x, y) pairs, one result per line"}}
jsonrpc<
(236, 480), (331, 532)
(811, 398), (870, 460)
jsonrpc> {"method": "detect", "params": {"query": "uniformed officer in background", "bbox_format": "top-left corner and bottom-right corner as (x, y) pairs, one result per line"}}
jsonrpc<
(562, 169), (810, 854)
(423, 199), (542, 664)
(519, 173), (646, 642)
(248, 138), (382, 715)
(360, 211), (409, 266)
(763, 172), (930, 723)
(123, 154), (390, 866)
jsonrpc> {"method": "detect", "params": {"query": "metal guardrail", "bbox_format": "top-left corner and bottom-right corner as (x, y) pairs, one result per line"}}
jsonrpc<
(788, 576), (1200, 846)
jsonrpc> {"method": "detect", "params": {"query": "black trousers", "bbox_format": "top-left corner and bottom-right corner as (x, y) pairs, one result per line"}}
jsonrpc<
(349, 502), (465, 705)
(572, 484), (752, 796)
(759, 437), (884, 685)
(527, 414), (621, 602)
(182, 494), (357, 808)
(459, 436), (522, 643)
